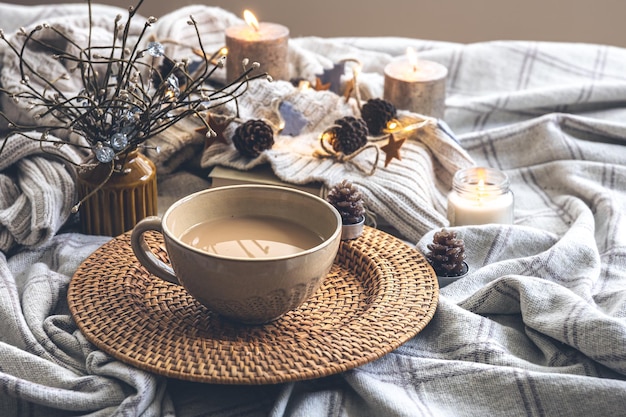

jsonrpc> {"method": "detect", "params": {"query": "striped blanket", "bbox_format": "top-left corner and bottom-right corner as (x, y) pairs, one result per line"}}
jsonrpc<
(0, 4), (625, 416)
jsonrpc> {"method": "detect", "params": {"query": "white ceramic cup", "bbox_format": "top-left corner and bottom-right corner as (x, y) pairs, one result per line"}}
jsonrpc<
(130, 185), (342, 324)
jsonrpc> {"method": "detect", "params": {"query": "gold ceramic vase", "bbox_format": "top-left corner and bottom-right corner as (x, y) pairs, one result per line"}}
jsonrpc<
(77, 150), (157, 236)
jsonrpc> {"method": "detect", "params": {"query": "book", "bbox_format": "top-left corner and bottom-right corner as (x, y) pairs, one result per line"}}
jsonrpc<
(208, 165), (396, 232)
(208, 164), (324, 197)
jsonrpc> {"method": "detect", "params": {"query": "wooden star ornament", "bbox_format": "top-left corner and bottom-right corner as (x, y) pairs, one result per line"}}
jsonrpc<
(314, 77), (331, 91)
(196, 113), (232, 150)
(278, 101), (308, 136)
(380, 133), (406, 167)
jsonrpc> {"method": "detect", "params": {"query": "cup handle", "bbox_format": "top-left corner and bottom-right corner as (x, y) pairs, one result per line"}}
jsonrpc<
(130, 216), (179, 284)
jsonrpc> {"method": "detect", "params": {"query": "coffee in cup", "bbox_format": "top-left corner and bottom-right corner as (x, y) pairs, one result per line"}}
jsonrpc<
(130, 185), (342, 324)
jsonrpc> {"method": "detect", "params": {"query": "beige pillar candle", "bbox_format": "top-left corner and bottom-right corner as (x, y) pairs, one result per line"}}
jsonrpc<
(225, 10), (289, 83)
(383, 48), (448, 119)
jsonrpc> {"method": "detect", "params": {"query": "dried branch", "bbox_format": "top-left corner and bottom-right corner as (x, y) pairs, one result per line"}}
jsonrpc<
(0, 0), (267, 168)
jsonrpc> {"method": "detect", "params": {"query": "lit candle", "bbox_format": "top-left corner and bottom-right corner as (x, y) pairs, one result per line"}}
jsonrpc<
(383, 47), (448, 119)
(224, 10), (289, 83)
(447, 167), (514, 226)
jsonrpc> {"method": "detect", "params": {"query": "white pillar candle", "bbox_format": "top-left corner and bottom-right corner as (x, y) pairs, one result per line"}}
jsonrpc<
(383, 47), (447, 119)
(225, 10), (289, 83)
(447, 167), (514, 226)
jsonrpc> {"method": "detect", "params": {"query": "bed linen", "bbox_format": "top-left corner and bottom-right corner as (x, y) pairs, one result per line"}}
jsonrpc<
(0, 3), (625, 416)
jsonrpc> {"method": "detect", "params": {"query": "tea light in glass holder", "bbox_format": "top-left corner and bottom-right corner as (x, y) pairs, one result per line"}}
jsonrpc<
(383, 47), (448, 119)
(447, 167), (514, 226)
(225, 10), (289, 83)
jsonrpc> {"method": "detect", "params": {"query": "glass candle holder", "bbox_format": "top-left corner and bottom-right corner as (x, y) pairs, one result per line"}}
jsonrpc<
(447, 167), (514, 226)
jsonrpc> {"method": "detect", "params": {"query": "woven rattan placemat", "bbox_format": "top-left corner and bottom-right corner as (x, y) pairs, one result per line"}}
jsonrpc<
(68, 226), (438, 384)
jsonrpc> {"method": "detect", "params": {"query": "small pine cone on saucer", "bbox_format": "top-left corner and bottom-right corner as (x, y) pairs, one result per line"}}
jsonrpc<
(329, 116), (368, 155)
(326, 179), (365, 224)
(232, 119), (275, 158)
(361, 98), (397, 135)
(426, 229), (467, 277)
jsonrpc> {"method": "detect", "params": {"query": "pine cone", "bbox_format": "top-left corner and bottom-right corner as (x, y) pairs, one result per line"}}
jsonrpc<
(361, 98), (397, 135)
(232, 119), (275, 158)
(329, 116), (368, 155)
(326, 179), (365, 224)
(426, 229), (467, 276)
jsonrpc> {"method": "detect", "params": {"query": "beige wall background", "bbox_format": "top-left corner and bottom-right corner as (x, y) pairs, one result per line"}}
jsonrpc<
(13, 0), (626, 47)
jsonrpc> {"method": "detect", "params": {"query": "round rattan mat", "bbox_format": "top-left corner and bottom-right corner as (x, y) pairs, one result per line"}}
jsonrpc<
(68, 226), (438, 384)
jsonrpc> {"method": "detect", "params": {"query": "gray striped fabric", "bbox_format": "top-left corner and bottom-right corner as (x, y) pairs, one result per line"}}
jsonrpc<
(0, 5), (625, 417)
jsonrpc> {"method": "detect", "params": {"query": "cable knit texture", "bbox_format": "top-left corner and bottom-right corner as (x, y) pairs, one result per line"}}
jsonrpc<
(0, 134), (82, 251)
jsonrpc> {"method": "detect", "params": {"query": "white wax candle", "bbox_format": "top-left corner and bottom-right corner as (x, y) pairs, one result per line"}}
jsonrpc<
(447, 191), (514, 226)
(447, 167), (514, 226)
(225, 15), (289, 83)
(383, 54), (447, 119)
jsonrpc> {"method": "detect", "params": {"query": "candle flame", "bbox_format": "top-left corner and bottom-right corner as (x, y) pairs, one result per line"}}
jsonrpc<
(406, 47), (418, 72)
(476, 173), (486, 202)
(243, 9), (260, 31)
